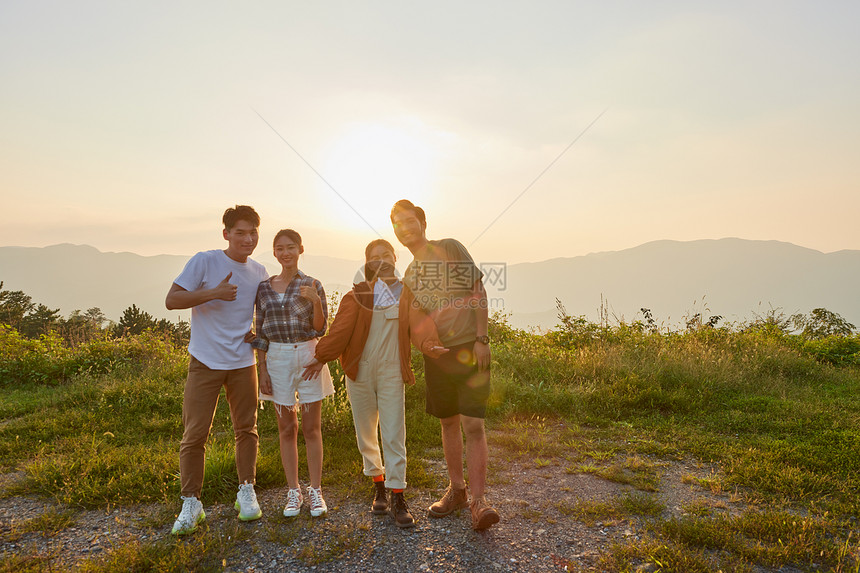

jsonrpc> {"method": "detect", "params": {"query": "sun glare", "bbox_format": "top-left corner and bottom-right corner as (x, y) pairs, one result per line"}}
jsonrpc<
(320, 121), (439, 232)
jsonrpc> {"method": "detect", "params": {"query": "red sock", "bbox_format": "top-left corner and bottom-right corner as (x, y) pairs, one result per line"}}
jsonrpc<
(392, 488), (404, 493)
(373, 475), (385, 483)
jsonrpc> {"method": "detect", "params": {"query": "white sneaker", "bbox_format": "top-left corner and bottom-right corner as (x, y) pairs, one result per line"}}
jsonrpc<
(283, 487), (303, 517)
(308, 486), (327, 517)
(234, 482), (262, 521)
(171, 496), (205, 535)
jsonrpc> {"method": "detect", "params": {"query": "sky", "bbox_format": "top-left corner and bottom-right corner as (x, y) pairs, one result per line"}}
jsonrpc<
(2, 1), (859, 266)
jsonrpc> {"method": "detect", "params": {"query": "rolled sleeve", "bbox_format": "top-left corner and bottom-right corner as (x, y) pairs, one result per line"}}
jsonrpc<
(251, 335), (269, 353)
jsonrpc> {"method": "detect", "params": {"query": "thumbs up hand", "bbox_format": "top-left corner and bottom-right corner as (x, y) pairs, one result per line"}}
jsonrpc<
(213, 272), (238, 301)
(299, 285), (320, 303)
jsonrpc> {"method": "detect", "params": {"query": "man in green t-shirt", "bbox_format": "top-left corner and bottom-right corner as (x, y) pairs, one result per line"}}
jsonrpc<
(390, 199), (500, 531)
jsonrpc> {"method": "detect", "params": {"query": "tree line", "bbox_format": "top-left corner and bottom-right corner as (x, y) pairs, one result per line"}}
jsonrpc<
(0, 281), (189, 345)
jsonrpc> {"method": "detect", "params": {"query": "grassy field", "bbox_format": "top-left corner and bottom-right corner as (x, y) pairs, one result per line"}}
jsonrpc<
(1, 311), (860, 571)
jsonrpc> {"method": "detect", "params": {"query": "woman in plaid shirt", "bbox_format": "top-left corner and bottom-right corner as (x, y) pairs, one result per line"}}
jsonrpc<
(252, 229), (334, 518)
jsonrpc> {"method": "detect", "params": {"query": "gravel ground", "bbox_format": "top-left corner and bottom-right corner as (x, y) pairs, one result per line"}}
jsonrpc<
(1, 428), (770, 572)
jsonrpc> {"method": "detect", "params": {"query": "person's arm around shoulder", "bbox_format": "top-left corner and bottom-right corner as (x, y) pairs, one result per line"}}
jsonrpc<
(166, 272), (237, 310)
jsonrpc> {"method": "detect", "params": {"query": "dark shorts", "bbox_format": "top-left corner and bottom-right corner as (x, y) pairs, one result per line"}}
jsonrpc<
(423, 342), (491, 419)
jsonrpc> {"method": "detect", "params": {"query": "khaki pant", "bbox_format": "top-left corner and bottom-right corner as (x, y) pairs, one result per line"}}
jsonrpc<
(179, 356), (259, 497)
(347, 362), (407, 489)
(347, 303), (407, 490)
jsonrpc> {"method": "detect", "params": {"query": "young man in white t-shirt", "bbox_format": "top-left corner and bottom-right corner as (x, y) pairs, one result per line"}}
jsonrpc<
(165, 205), (270, 535)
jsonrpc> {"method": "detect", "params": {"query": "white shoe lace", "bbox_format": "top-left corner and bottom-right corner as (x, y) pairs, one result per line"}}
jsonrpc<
(308, 486), (326, 514)
(285, 488), (302, 511)
(237, 483), (257, 507)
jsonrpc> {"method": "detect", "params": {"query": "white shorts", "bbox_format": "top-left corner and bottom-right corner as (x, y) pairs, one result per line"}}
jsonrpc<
(261, 339), (335, 411)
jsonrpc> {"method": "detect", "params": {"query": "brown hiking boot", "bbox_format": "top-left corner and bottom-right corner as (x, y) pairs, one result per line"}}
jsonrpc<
(470, 496), (500, 530)
(427, 485), (469, 517)
(371, 481), (388, 515)
(389, 491), (415, 528)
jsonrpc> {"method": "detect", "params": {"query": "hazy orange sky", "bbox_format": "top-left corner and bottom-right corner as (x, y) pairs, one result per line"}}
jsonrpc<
(2, 1), (859, 265)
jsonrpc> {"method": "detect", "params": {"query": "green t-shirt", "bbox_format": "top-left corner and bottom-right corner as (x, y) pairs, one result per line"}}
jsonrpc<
(403, 238), (484, 347)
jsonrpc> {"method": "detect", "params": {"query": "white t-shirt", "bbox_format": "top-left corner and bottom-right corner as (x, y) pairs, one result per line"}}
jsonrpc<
(174, 249), (269, 370)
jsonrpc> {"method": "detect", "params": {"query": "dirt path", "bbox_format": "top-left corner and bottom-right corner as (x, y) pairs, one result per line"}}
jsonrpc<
(1, 427), (751, 572)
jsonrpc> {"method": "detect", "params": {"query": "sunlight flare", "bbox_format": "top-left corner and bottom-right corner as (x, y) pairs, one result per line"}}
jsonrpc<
(320, 120), (441, 231)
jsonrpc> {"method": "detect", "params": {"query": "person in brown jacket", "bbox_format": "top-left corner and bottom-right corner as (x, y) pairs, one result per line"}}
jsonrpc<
(301, 239), (446, 528)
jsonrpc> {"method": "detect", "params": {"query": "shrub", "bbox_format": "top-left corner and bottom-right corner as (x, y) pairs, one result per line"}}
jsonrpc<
(0, 326), (72, 385)
(799, 335), (860, 366)
(0, 327), (184, 386)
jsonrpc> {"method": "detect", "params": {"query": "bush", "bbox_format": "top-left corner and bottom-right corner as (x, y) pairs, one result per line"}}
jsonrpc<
(0, 326), (72, 385)
(798, 335), (860, 366)
(0, 326), (184, 386)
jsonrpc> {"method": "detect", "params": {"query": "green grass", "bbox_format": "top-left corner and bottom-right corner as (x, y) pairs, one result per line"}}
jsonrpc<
(0, 507), (76, 543)
(593, 511), (860, 573)
(555, 492), (664, 526)
(0, 347), (443, 507)
(0, 550), (58, 573)
(2, 315), (860, 570)
(487, 317), (860, 570)
(491, 325), (860, 511)
(294, 521), (366, 565)
(565, 453), (662, 492)
(76, 526), (243, 573)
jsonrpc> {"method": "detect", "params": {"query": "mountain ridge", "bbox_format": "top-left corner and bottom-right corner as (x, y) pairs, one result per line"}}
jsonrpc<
(495, 238), (859, 329)
(2, 239), (858, 330)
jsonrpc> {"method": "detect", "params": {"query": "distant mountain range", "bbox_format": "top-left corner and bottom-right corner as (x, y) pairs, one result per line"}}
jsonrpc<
(0, 244), (361, 325)
(492, 239), (860, 330)
(2, 239), (858, 330)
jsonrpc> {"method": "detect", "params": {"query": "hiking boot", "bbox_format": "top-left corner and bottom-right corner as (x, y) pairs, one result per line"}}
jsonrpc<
(427, 485), (468, 517)
(470, 496), (500, 530)
(171, 496), (205, 535)
(389, 491), (415, 528)
(372, 481), (388, 515)
(283, 487), (303, 517)
(308, 486), (327, 517)
(234, 482), (262, 521)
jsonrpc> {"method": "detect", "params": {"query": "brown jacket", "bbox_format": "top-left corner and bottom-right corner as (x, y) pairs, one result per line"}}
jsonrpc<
(314, 281), (444, 384)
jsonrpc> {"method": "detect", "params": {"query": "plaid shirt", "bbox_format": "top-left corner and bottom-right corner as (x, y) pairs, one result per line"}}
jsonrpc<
(252, 270), (327, 352)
